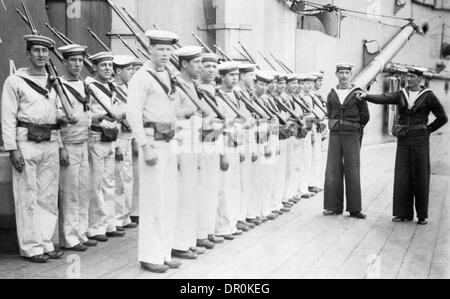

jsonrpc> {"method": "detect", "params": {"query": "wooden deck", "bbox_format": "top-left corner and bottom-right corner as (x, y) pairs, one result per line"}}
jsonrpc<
(1, 133), (449, 279)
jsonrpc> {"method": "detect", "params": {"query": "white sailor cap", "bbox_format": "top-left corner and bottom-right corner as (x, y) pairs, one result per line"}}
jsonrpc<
(89, 51), (114, 64)
(407, 66), (427, 76)
(304, 74), (317, 82)
(201, 53), (220, 64)
(58, 44), (87, 58)
(24, 35), (55, 50)
(286, 73), (298, 83)
(175, 46), (203, 61)
(297, 74), (316, 82)
(255, 71), (274, 84)
(145, 30), (179, 45)
(239, 63), (257, 74)
(311, 72), (324, 79)
(113, 55), (136, 68)
(335, 63), (354, 72)
(276, 73), (288, 82)
(218, 61), (241, 75)
(133, 59), (144, 67)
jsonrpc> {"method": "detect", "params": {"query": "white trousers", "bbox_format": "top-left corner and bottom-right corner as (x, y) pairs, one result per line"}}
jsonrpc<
(283, 137), (296, 201)
(287, 138), (302, 199)
(297, 138), (309, 194)
(311, 130), (324, 187)
(303, 131), (313, 188)
(13, 141), (59, 257)
(247, 151), (262, 219)
(256, 140), (277, 217)
(87, 138), (116, 237)
(197, 150), (221, 239)
(59, 142), (90, 248)
(216, 152), (240, 235)
(131, 143), (139, 217)
(271, 139), (287, 211)
(138, 140), (178, 265)
(173, 152), (199, 251)
(239, 152), (252, 221)
(114, 137), (133, 226)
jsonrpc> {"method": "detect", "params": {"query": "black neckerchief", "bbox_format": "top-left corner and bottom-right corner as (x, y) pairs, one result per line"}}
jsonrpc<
(62, 82), (90, 111)
(18, 75), (53, 99)
(146, 67), (175, 98)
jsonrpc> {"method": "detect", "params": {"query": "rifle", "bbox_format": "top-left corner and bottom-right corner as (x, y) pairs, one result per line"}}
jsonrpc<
(192, 32), (214, 54)
(88, 84), (131, 132)
(290, 95), (322, 120)
(273, 96), (304, 127)
(117, 35), (140, 58)
(247, 92), (278, 119)
(171, 76), (211, 115)
(233, 45), (252, 62)
(235, 90), (266, 120)
(195, 87), (226, 120)
(18, 0), (76, 121)
(237, 41), (257, 65)
(86, 27), (110, 51)
(137, 48), (151, 60)
(159, 30), (226, 119)
(214, 44), (233, 61)
(270, 53), (293, 73)
(311, 94), (328, 117)
(263, 99), (288, 126)
(216, 89), (247, 120)
(258, 51), (278, 71)
(106, 0), (180, 69)
(121, 6), (145, 33)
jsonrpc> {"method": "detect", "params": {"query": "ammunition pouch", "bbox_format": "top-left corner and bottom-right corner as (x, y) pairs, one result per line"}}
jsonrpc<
(224, 131), (244, 147)
(18, 121), (59, 143)
(317, 122), (327, 133)
(279, 125), (292, 140)
(297, 127), (308, 139)
(144, 122), (175, 142)
(304, 117), (315, 131)
(91, 125), (119, 142)
(199, 128), (222, 143)
(120, 120), (132, 133)
(256, 131), (270, 144)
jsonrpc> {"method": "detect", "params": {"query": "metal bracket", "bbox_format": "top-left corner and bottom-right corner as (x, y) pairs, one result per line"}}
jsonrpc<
(197, 23), (252, 31)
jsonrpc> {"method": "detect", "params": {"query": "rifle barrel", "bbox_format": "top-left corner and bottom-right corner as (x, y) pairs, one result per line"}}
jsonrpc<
(117, 34), (139, 58)
(214, 44), (233, 61)
(192, 32), (214, 54)
(258, 51), (277, 71)
(237, 41), (256, 64)
(216, 89), (246, 120)
(87, 27), (111, 51)
(233, 46), (251, 62)
(121, 6), (145, 33)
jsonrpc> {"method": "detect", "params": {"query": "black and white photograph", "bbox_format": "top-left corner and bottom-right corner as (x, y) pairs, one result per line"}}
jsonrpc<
(0, 0), (449, 281)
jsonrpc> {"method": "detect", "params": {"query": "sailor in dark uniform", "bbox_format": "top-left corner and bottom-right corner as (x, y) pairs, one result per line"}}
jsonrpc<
(357, 67), (448, 225)
(323, 63), (370, 219)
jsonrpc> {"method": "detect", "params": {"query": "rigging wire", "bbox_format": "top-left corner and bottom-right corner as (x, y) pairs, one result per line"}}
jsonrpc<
(288, 0), (413, 22)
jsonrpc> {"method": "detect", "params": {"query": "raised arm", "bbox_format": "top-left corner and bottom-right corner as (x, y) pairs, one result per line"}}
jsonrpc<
(364, 91), (401, 105)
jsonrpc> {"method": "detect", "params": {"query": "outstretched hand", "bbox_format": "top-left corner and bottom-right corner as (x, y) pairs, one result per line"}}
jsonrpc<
(355, 91), (368, 100)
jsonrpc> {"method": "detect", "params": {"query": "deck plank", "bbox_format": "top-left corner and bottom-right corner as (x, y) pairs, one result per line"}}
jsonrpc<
(1, 134), (449, 279)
